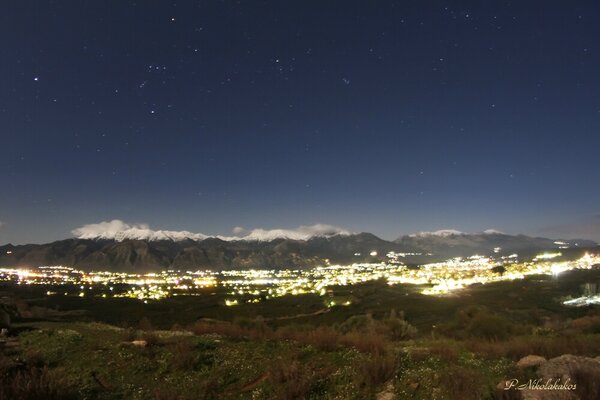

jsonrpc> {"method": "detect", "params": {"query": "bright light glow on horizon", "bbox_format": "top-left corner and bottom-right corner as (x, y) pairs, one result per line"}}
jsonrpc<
(0, 253), (598, 301)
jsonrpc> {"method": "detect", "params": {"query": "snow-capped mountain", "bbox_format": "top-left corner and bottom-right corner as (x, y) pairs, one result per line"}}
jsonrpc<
(71, 220), (351, 242)
(0, 222), (596, 272)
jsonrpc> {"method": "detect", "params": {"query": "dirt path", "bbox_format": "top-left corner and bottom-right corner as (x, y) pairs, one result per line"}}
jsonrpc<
(266, 307), (331, 321)
(237, 372), (270, 393)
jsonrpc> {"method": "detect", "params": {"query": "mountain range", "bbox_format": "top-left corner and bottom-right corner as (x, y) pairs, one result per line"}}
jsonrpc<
(0, 229), (596, 272)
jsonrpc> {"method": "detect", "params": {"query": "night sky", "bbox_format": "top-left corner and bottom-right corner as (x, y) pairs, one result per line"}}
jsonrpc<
(2, 1), (600, 244)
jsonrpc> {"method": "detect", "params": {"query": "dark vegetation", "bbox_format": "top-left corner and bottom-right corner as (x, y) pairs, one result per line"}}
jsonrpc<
(1, 268), (600, 399)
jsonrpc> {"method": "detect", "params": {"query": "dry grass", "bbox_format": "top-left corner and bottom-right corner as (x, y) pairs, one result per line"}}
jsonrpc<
(269, 360), (313, 400)
(168, 339), (198, 371)
(438, 365), (481, 400)
(191, 320), (272, 340)
(354, 352), (398, 390)
(569, 315), (600, 334)
(465, 334), (600, 360)
(426, 340), (460, 363)
(191, 319), (391, 354)
(139, 317), (153, 331)
(120, 327), (137, 342)
(273, 325), (342, 351)
(340, 332), (389, 354)
(140, 331), (161, 347)
(0, 351), (70, 399)
(0, 363), (78, 400)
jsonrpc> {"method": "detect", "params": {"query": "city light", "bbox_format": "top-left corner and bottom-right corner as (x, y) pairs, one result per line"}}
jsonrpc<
(0, 253), (598, 301)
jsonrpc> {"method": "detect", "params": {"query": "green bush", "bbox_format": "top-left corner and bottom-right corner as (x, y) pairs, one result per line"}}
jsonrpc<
(382, 310), (417, 340)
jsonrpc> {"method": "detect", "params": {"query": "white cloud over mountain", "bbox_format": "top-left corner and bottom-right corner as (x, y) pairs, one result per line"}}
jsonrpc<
(240, 224), (352, 241)
(72, 220), (352, 242)
(409, 228), (504, 238)
(72, 220), (209, 241)
(482, 229), (504, 235)
(409, 229), (463, 238)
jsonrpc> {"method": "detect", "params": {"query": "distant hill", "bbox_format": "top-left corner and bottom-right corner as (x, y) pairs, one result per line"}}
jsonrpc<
(0, 231), (596, 272)
(395, 230), (596, 258)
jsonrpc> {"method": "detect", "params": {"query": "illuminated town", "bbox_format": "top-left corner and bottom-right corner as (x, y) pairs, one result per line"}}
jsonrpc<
(1, 252), (598, 304)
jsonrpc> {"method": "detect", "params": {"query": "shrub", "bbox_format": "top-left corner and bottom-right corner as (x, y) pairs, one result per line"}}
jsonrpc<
(438, 365), (481, 400)
(191, 320), (247, 339)
(337, 314), (375, 334)
(191, 318), (273, 340)
(382, 311), (417, 340)
(232, 316), (272, 339)
(139, 317), (154, 331)
(354, 353), (398, 390)
(152, 386), (182, 400)
(169, 339), (198, 371)
(465, 335), (600, 360)
(569, 315), (600, 334)
(269, 360), (313, 400)
(140, 331), (160, 347)
(0, 366), (79, 400)
(440, 306), (521, 340)
(341, 332), (389, 354)
(426, 340), (460, 363)
(22, 351), (45, 370)
(301, 326), (341, 352)
(466, 313), (513, 340)
(121, 327), (137, 342)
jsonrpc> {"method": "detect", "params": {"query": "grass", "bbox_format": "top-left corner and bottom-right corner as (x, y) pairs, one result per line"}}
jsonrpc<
(0, 320), (522, 400)
(465, 334), (600, 360)
(11, 320), (599, 399)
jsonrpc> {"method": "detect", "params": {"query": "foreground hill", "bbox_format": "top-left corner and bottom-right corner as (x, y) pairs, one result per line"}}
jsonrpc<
(0, 230), (596, 272)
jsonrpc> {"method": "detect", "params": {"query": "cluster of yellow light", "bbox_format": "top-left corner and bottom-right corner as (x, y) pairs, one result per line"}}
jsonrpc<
(534, 252), (562, 260)
(217, 263), (405, 303)
(397, 253), (600, 295)
(0, 266), (218, 300)
(1, 253), (598, 301)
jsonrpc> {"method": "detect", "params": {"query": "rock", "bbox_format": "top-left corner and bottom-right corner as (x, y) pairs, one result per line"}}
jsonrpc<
(496, 355), (600, 399)
(494, 382), (515, 400)
(376, 381), (396, 400)
(538, 354), (600, 380)
(517, 355), (547, 369)
(131, 340), (148, 347)
(537, 355), (600, 399)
